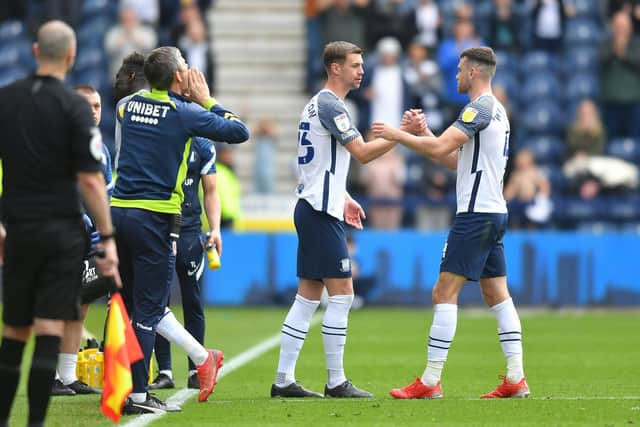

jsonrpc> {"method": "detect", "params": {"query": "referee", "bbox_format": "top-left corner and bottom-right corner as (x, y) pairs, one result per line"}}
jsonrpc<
(0, 20), (120, 427)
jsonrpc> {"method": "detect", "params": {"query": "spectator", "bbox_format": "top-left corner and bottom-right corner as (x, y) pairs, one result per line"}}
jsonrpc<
(318, 0), (369, 53)
(414, 157), (455, 230)
(120, 0), (159, 27)
(215, 143), (242, 229)
(178, 17), (215, 89)
(529, 0), (574, 52)
(253, 117), (278, 194)
(599, 11), (640, 139)
(563, 152), (639, 198)
(437, 16), (483, 121)
(489, 0), (521, 53)
(566, 99), (606, 157)
(105, 7), (157, 81)
(504, 149), (552, 228)
(365, 0), (418, 50)
(403, 42), (441, 107)
(607, 0), (640, 36)
(413, 0), (440, 49)
(366, 36), (410, 128)
(361, 144), (406, 229)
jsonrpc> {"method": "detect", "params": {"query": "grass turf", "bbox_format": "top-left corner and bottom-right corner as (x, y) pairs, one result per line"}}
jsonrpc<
(2, 306), (639, 426)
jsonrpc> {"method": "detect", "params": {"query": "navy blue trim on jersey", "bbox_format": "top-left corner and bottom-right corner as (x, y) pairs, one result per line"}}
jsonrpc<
(322, 171), (330, 212)
(468, 171), (482, 213)
(471, 132), (480, 173)
(330, 135), (337, 174)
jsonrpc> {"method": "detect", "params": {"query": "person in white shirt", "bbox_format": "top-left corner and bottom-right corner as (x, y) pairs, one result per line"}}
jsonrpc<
(271, 41), (407, 399)
(373, 46), (529, 400)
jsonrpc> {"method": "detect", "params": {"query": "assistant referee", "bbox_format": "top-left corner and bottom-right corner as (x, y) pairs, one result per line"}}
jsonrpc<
(0, 20), (120, 427)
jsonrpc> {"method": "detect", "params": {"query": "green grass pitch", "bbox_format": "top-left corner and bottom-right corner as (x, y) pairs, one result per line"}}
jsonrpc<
(2, 306), (639, 426)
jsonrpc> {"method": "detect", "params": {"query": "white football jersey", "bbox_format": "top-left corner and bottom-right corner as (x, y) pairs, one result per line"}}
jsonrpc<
(452, 93), (510, 214)
(295, 89), (361, 220)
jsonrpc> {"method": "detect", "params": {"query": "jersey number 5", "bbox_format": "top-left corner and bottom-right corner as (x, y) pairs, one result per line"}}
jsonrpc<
(297, 122), (314, 164)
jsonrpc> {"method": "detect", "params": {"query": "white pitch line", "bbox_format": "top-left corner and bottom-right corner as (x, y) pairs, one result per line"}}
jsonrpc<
(120, 313), (322, 427)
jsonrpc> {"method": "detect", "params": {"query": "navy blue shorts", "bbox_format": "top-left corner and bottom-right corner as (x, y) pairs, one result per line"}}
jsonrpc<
(440, 213), (508, 281)
(295, 199), (351, 280)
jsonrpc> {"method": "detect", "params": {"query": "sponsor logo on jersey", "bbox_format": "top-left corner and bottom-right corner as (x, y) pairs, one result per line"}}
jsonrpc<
(333, 113), (351, 132)
(461, 107), (478, 123)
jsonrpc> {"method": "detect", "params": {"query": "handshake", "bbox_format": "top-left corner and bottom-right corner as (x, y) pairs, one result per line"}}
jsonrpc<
(372, 109), (432, 142)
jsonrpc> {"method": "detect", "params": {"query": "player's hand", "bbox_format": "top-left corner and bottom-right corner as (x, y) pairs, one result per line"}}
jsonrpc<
(344, 195), (366, 230)
(186, 68), (211, 107)
(400, 109), (427, 135)
(372, 121), (401, 141)
(207, 229), (222, 256)
(95, 239), (122, 288)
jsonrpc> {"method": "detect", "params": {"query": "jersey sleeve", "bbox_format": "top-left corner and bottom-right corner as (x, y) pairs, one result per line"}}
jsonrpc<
(452, 96), (494, 138)
(317, 92), (361, 145)
(181, 101), (250, 144)
(193, 137), (217, 175)
(69, 93), (102, 173)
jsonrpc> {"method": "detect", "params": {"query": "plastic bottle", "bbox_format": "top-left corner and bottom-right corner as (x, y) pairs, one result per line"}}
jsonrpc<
(206, 243), (221, 270)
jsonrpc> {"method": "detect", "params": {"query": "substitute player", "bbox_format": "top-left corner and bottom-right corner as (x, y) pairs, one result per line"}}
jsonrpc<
(372, 46), (529, 399)
(271, 41), (404, 399)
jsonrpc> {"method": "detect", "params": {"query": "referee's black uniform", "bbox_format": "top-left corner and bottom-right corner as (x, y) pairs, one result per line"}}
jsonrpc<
(0, 74), (101, 325)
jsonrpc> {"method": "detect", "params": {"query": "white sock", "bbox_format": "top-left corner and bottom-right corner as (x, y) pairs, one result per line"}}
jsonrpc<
(159, 369), (173, 380)
(421, 304), (457, 386)
(156, 308), (209, 366)
(491, 297), (524, 383)
(58, 353), (78, 385)
(275, 294), (320, 387)
(322, 294), (353, 389)
(130, 392), (147, 403)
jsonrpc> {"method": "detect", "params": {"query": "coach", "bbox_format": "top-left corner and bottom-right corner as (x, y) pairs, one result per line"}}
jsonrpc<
(111, 46), (249, 414)
(0, 20), (120, 427)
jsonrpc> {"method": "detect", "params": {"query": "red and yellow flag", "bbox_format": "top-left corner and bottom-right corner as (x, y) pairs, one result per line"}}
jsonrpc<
(101, 292), (143, 423)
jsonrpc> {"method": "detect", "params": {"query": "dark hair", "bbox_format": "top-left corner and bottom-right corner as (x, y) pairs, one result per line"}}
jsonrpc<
(143, 46), (183, 90)
(114, 52), (147, 102)
(323, 41), (363, 71)
(460, 46), (497, 78)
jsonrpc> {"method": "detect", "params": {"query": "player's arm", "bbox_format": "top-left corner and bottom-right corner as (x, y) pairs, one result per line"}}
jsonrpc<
(402, 109), (459, 170)
(202, 174), (221, 255)
(183, 68), (250, 143)
(372, 123), (467, 160)
(344, 136), (396, 164)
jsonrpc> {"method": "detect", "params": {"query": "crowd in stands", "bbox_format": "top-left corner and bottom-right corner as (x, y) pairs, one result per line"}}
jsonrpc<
(1, 0), (640, 231)
(0, 0), (215, 160)
(307, 0), (640, 231)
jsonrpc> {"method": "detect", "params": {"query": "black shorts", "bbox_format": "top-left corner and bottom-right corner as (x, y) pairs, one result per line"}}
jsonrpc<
(2, 218), (87, 326)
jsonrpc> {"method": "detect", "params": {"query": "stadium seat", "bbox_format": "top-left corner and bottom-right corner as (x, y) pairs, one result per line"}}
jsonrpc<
(0, 20), (25, 42)
(564, 46), (599, 72)
(0, 67), (29, 87)
(521, 73), (562, 103)
(565, 18), (602, 46)
(565, 73), (599, 103)
(495, 50), (518, 74)
(606, 138), (640, 164)
(570, 0), (602, 19)
(77, 15), (113, 46)
(522, 135), (567, 165)
(539, 164), (567, 193)
(82, 0), (118, 20)
(606, 196), (640, 221)
(520, 50), (561, 74)
(521, 101), (566, 135)
(74, 48), (107, 74)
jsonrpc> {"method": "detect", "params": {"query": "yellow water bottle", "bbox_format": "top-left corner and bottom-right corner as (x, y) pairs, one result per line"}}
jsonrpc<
(206, 243), (221, 270)
(76, 349), (85, 383)
(95, 352), (104, 389)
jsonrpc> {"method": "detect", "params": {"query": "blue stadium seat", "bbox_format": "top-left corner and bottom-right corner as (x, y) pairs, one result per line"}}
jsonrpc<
(0, 46), (21, 68)
(74, 48), (107, 74)
(0, 20), (26, 42)
(495, 50), (518, 74)
(492, 70), (518, 102)
(521, 72), (562, 102)
(0, 67), (29, 87)
(569, 0), (602, 19)
(565, 73), (599, 102)
(606, 138), (640, 164)
(82, 0), (118, 20)
(520, 50), (561, 74)
(564, 46), (599, 72)
(565, 18), (602, 46)
(539, 164), (567, 192)
(523, 135), (567, 164)
(77, 15), (113, 46)
(521, 101), (566, 135)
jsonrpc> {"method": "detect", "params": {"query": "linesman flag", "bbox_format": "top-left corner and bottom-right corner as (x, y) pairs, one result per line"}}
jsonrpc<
(101, 292), (143, 423)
